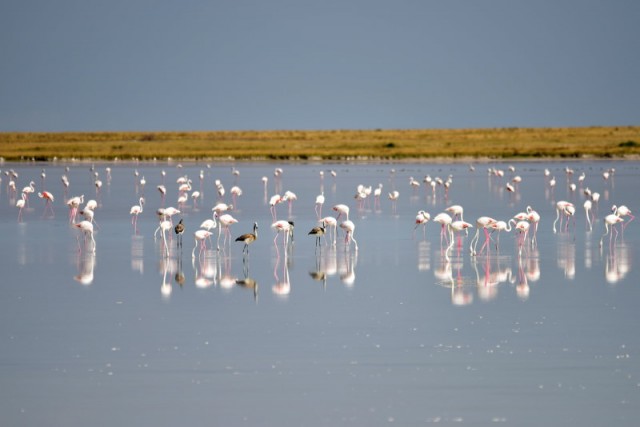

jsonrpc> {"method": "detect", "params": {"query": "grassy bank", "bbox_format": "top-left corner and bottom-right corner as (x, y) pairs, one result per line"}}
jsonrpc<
(1, 126), (639, 161)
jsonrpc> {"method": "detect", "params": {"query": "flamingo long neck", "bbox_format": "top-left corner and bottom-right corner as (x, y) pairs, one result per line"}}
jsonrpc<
(506, 219), (514, 232)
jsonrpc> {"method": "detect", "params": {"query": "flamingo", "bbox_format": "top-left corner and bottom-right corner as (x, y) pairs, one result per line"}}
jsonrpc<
(584, 200), (593, 231)
(130, 197), (144, 231)
(470, 216), (497, 255)
(272, 220), (294, 256)
(332, 204), (350, 221)
(217, 213), (238, 251)
(600, 214), (624, 248)
(283, 190), (297, 217)
(489, 219), (513, 251)
(21, 181), (35, 207)
(513, 220), (530, 256)
(212, 203), (233, 215)
(66, 195), (84, 223)
(413, 210), (431, 239)
(74, 220), (96, 253)
(339, 220), (358, 252)
(162, 206), (181, 225)
(159, 219), (172, 257)
(526, 206), (541, 247)
(612, 205), (634, 229)
(373, 183), (383, 210)
(38, 191), (55, 217)
(16, 193), (26, 221)
(269, 194), (284, 221)
(157, 185), (167, 205)
(433, 212), (453, 246)
(230, 186), (242, 208)
(235, 222), (258, 257)
(388, 191), (400, 214)
(445, 204), (464, 222)
(445, 220), (473, 261)
(553, 201), (573, 233)
(320, 216), (337, 246)
(192, 229), (213, 258)
(190, 191), (201, 208)
(563, 204), (576, 232)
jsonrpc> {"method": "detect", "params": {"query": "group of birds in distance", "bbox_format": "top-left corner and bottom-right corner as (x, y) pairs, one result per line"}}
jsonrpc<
(2, 162), (635, 265)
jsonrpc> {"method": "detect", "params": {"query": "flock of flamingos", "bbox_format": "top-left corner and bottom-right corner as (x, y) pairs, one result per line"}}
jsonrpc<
(3, 163), (635, 271)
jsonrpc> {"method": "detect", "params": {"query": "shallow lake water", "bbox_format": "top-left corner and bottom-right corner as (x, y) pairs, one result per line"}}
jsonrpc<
(1, 159), (639, 426)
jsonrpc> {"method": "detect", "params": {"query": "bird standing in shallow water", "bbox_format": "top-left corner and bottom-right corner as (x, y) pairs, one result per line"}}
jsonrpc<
(308, 222), (326, 248)
(235, 222), (258, 258)
(74, 220), (96, 253)
(174, 219), (185, 249)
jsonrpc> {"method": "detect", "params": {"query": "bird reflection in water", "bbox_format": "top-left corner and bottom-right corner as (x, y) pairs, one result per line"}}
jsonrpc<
(473, 255), (512, 302)
(272, 254), (291, 297)
(192, 253), (217, 289)
(74, 253), (96, 286)
(557, 235), (576, 280)
(416, 240), (430, 271)
(158, 257), (179, 297)
(219, 255), (237, 291)
(516, 254), (530, 300)
(131, 235), (144, 274)
(605, 242), (632, 285)
(339, 249), (357, 287)
(309, 248), (328, 290)
(435, 256), (473, 306)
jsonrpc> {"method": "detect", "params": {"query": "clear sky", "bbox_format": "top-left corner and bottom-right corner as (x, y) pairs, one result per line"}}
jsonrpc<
(1, 0), (639, 132)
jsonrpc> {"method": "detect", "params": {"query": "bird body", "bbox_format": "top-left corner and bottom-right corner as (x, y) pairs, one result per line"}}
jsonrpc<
(308, 224), (326, 247)
(174, 219), (185, 248)
(236, 222), (258, 255)
(74, 220), (96, 253)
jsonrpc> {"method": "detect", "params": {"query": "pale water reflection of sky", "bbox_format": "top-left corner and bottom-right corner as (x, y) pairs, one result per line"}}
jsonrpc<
(1, 161), (639, 426)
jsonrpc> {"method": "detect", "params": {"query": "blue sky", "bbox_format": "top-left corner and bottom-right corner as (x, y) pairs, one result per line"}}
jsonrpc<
(1, 0), (639, 132)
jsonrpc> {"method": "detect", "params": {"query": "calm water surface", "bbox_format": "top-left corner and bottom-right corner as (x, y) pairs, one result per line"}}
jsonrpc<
(1, 160), (639, 426)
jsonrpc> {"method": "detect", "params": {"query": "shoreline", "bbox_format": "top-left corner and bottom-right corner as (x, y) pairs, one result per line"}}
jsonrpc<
(1, 125), (639, 161)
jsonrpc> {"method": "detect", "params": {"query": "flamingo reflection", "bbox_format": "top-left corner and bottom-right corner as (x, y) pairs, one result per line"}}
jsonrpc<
(272, 254), (291, 297)
(74, 253), (96, 286)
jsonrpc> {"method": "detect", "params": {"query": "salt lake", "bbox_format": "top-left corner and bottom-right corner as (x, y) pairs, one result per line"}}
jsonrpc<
(1, 160), (638, 426)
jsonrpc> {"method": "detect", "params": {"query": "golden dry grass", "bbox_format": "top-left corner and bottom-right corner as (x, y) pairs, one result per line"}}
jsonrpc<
(1, 126), (639, 161)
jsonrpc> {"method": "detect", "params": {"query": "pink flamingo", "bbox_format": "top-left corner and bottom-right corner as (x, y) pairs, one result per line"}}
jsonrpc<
(333, 204), (350, 221)
(217, 213), (238, 251)
(66, 195), (84, 223)
(38, 191), (55, 217)
(16, 193), (26, 222)
(320, 216), (337, 246)
(74, 220), (96, 253)
(489, 219), (513, 252)
(339, 220), (358, 252)
(433, 212), (453, 246)
(526, 206), (541, 246)
(445, 220), (472, 261)
(388, 191), (399, 214)
(413, 210), (431, 239)
(470, 216), (497, 255)
(513, 220), (530, 256)
(130, 197), (144, 232)
(269, 194), (284, 221)
(584, 200), (593, 231)
(600, 214), (624, 248)
(272, 220), (294, 257)
(612, 205), (634, 229)
(192, 229), (213, 259)
(553, 200), (573, 233)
